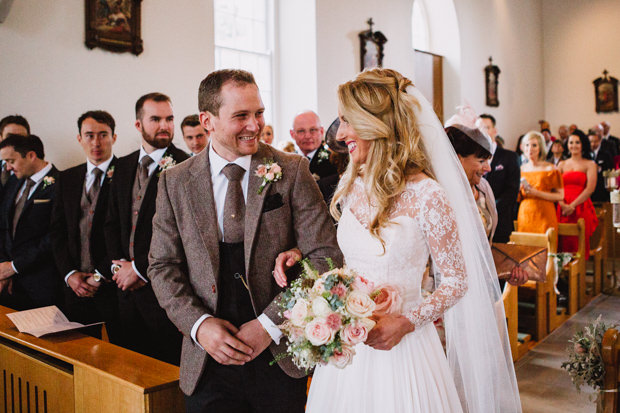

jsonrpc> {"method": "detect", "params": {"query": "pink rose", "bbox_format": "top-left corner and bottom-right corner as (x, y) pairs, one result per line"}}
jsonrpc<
(304, 317), (335, 346)
(372, 284), (403, 316)
(330, 282), (347, 299)
(265, 171), (275, 181)
(345, 291), (376, 318)
(341, 321), (371, 345)
(330, 345), (355, 369)
(352, 276), (375, 294)
(256, 165), (267, 177)
(270, 163), (282, 174)
(326, 312), (342, 331)
(283, 309), (292, 319)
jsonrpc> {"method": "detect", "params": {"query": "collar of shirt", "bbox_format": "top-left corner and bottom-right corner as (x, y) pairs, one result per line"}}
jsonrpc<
(604, 132), (611, 140)
(305, 148), (318, 160)
(209, 144), (252, 241)
(85, 156), (113, 190)
(139, 146), (168, 176)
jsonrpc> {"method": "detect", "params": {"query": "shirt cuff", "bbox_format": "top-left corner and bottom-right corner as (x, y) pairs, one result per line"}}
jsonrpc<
(64, 270), (77, 286)
(131, 261), (149, 283)
(191, 314), (212, 350)
(10, 261), (18, 274)
(258, 313), (283, 345)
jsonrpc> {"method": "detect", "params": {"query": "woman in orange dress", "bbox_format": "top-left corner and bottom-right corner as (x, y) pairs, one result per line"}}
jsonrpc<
(518, 131), (564, 234)
(557, 130), (598, 258)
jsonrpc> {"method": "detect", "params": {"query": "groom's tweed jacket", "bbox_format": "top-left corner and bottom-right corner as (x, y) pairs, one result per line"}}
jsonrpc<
(148, 143), (343, 395)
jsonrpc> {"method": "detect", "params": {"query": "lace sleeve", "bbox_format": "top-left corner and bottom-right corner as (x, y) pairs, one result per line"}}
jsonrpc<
(405, 181), (468, 328)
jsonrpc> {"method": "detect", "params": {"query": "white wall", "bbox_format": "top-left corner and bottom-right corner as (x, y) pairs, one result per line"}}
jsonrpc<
(0, 0), (214, 169)
(315, 0), (415, 128)
(453, 0), (544, 150)
(543, 0), (620, 135)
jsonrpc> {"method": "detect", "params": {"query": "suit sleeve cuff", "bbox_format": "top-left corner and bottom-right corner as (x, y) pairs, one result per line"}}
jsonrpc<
(131, 261), (149, 283)
(10, 261), (18, 274)
(64, 270), (77, 286)
(258, 313), (283, 345)
(191, 314), (212, 350)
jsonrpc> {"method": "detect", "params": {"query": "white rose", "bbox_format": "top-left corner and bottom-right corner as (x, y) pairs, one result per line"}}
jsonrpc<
(290, 299), (309, 327)
(304, 317), (335, 346)
(345, 291), (376, 318)
(312, 297), (332, 317)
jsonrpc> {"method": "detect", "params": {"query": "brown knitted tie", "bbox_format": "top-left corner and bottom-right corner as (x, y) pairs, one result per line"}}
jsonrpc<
(138, 155), (153, 189)
(222, 164), (246, 243)
(13, 178), (35, 236)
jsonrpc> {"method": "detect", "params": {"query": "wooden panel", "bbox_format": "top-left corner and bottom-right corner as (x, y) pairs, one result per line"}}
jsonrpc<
(74, 365), (145, 413)
(146, 385), (186, 413)
(0, 343), (74, 412)
(414, 49), (443, 123)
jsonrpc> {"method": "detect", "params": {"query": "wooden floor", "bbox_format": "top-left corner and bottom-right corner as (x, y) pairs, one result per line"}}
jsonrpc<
(516, 293), (620, 413)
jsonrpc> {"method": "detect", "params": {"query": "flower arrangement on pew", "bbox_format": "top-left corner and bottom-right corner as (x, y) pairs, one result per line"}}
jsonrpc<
(275, 259), (401, 370)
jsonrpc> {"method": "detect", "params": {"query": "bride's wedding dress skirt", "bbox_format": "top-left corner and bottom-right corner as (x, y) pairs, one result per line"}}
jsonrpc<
(306, 322), (463, 413)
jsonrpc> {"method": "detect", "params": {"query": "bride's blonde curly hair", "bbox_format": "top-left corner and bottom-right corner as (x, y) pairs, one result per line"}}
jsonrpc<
(330, 68), (434, 248)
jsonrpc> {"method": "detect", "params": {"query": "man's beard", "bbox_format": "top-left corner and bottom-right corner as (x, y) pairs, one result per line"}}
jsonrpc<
(142, 127), (173, 149)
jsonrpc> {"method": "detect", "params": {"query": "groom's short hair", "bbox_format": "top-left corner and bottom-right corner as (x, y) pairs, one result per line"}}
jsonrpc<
(198, 69), (257, 116)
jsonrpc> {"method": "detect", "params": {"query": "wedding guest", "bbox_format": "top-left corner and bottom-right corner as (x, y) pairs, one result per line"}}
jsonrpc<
(557, 130), (598, 259)
(569, 124), (578, 135)
(0, 135), (60, 310)
(594, 123), (618, 158)
(0, 115), (30, 189)
(479, 113), (520, 242)
(588, 128), (613, 203)
(515, 134), (527, 166)
(518, 131), (563, 234)
(558, 124), (570, 146)
(181, 114), (208, 156)
(547, 140), (566, 166)
(599, 121), (620, 157)
(541, 128), (553, 153)
(104, 92), (188, 365)
(290, 111), (337, 180)
(279, 141), (295, 153)
(51, 110), (122, 342)
(260, 124), (274, 145)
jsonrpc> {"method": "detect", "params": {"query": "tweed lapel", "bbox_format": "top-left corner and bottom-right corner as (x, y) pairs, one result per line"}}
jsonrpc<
(186, 149), (220, 281)
(244, 144), (272, 274)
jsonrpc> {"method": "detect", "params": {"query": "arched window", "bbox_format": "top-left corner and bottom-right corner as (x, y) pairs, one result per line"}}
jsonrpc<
(214, 0), (274, 123)
(412, 0), (430, 52)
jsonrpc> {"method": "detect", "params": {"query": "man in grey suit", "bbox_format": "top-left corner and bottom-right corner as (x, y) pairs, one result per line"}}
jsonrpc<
(148, 69), (342, 412)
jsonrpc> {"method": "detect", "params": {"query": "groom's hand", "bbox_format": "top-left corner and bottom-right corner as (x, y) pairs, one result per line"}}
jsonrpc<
(197, 317), (253, 365)
(235, 319), (272, 360)
(273, 248), (302, 287)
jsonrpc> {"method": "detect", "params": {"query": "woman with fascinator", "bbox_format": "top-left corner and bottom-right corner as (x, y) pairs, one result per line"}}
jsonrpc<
(273, 69), (521, 412)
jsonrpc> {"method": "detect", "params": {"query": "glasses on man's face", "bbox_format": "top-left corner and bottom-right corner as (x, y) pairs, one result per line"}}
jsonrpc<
(295, 128), (320, 136)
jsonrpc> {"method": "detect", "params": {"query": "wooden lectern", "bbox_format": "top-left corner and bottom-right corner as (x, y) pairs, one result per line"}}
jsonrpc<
(0, 305), (184, 412)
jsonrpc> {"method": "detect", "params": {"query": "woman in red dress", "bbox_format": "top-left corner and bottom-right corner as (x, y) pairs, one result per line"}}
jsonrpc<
(557, 130), (598, 258)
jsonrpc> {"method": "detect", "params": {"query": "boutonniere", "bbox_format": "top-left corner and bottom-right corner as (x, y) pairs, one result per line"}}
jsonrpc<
(255, 160), (282, 194)
(317, 145), (330, 163)
(157, 155), (177, 176)
(106, 165), (115, 180)
(41, 176), (55, 189)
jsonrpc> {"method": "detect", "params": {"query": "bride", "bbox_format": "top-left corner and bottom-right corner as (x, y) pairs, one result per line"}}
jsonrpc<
(274, 68), (521, 412)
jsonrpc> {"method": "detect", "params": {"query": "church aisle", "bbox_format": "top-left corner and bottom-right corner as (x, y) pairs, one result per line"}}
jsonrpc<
(516, 293), (620, 413)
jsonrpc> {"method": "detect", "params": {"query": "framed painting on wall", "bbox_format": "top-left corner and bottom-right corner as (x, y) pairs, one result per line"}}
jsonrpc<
(485, 57), (500, 107)
(85, 0), (143, 56)
(359, 18), (387, 71)
(593, 70), (619, 113)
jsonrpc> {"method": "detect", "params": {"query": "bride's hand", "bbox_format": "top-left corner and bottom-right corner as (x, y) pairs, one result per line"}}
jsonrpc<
(365, 314), (415, 351)
(272, 248), (302, 287)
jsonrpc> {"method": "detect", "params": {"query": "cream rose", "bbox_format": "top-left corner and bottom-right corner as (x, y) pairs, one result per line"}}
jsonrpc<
(341, 321), (371, 345)
(290, 299), (309, 327)
(304, 318), (335, 346)
(346, 291), (376, 318)
(312, 297), (332, 317)
(330, 345), (355, 369)
(372, 284), (403, 316)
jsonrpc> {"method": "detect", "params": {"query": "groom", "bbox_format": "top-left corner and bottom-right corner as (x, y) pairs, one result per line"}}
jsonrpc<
(148, 69), (342, 412)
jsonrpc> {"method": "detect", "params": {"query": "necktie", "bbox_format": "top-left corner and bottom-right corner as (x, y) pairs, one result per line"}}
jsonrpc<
(138, 155), (153, 189)
(86, 168), (103, 203)
(13, 178), (35, 236)
(222, 164), (246, 243)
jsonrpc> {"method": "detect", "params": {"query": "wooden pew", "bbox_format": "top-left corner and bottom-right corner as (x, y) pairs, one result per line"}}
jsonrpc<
(588, 208), (607, 298)
(602, 328), (619, 412)
(509, 227), (556, 343)
(558, 218), (587, 310)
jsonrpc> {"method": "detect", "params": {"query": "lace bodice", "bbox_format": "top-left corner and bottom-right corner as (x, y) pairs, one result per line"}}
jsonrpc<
(338, 177), (467, 328)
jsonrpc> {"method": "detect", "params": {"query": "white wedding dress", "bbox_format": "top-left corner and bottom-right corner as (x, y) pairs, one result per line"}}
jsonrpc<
(306, 177), (466, 413)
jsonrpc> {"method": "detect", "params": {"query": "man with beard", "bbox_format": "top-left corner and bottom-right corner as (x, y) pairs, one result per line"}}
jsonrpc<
(104, 93), (188, 364)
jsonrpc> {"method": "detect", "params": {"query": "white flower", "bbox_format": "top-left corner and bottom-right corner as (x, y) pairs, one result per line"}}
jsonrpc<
(311, 297), (332, 317)
(345, 291), (376, 318)
(290, 299), (309, 327)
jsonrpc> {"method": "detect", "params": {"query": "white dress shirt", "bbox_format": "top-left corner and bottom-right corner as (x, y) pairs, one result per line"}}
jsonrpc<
(190, 145), (283, 348)
(11, 163), (53, 274)
(64, 156), (114, 284)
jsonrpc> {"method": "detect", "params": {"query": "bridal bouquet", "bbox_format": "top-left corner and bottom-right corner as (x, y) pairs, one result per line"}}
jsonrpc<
(277, 259), (402, 370)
